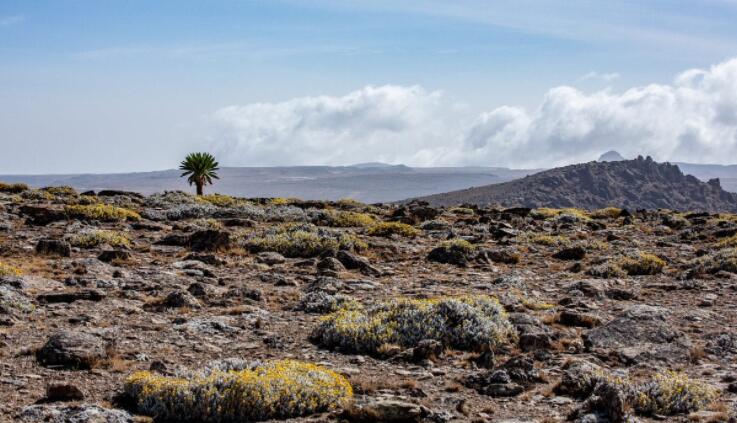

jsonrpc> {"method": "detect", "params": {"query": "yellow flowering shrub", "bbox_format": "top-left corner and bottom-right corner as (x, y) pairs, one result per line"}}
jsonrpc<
(0, 262), (22, 277)
(366, 222), (420, 238)
(196, 193), (243, 207)
(68, 230), (131, 248)
(125, 359), (353, 422)
(312, 295), (517, 356)
(326, 210), (376, 228)
(65, 204), (141, 221)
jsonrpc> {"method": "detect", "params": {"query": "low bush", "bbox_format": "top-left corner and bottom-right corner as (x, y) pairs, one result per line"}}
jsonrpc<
(633, 371), (718, 416)
(589, 207), (623, 219)
(41, 186), (78, 197)
(269, 197), (295, 206)
(0, 262), (22, 277)
(325, 210), (376, 228)
(0, 182), (29, 193)
(311, 295), (517, 356)
(367, 222), (420, 238)
(532, 208), (590, 220)
(125, 359), (353, 422)
(559, 364), (717, 417)
(245, 224), (366, 258)
(689, 248), (737, 275)
(427, 239), (477, 266)
(65, 204), (141, 221)
(587, 262), (627, 279)
(618, 252), (665, 275)
(196, 193), (243, 208)
(449, 207), (475, 215)
(68, 230), (131, 248)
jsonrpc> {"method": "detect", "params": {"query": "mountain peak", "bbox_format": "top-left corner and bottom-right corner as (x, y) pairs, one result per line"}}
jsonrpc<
(598, 150), (626, 162)
(414, 158), (737, 211)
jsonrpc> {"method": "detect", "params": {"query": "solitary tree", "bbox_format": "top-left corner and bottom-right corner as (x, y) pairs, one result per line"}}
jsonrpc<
(179, 152), (220, 196)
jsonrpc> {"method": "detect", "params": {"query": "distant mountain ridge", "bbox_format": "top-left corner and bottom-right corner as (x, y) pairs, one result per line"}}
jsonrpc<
(413, 156), (737, 212)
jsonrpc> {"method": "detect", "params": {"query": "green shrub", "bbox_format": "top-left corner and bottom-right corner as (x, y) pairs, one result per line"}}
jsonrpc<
(312, 295), (517, 356)
(367, 222), (420, 238)
(561, 365), (717, 417)
(588, 262), (627, 279)
(41, 186), (78, 196)
(21, 189), (54, 201)
(269, 197), (296, 206)
(125, 359), (353, 422)
(689, 248), (737, 275)
(0, 262), (22, 277)
(532, 207), (590, 220)
(632, 371), (718, 416)
(196, 193), (243, 207)
(68, 230), (131, 248)
(449, 207), (475, 215)
(336, 198), (364, 208)
(618, 252), (665, 275)
(590, 207), (623, 219)
(246, 224), (366, 258)
(0, 182), (29, 193)
(65, 204), (141, 221)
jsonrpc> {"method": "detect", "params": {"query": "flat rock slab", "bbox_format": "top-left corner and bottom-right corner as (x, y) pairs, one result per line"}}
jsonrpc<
(583, 304), (692, 364)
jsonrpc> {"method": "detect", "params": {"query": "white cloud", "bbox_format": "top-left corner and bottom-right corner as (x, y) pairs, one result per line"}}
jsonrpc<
(210, 85), (466, 166)
(211, 57), (737, 167)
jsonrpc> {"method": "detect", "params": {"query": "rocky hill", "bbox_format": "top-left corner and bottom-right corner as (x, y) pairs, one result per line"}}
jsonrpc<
(415, 156), (737, 211)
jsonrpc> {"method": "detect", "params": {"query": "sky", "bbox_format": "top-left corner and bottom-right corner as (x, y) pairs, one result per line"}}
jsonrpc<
(2, 0), (737, 173)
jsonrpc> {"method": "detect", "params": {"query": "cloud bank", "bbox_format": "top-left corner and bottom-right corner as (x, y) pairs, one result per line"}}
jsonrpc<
(211, 57), (737, 167)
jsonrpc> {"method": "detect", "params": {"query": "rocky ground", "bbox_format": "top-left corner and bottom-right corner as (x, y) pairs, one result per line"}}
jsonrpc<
(0, 185), (736, 422)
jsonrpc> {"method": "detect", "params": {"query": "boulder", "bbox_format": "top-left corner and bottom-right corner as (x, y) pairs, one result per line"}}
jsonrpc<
(189, 229), (230, 252)
(583, 305), (692, 364)
(35, 239), (71, 257)
(36, 331), (108, 370)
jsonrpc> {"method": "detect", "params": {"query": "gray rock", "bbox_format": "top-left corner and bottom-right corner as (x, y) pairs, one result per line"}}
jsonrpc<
(584, 305), (691, 364)
(20, 404), (132, 423)
(35, 239), (71, 257)
(36, 331), (108, 370)
(256, 251), (286, 265)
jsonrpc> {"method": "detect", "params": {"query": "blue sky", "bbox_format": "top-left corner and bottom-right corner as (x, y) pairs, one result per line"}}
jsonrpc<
(2, 1), (737, 173)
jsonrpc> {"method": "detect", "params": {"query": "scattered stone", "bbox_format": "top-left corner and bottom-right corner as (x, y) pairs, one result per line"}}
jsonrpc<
(255, 251), (286, 265)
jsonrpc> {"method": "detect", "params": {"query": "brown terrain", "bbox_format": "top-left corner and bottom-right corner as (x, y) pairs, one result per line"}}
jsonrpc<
(0, 183), (737, 422)
(415, 156), (737, 212)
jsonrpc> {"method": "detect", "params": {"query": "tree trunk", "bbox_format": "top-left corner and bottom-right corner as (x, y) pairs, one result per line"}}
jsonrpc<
(196, 181), (204, 196)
